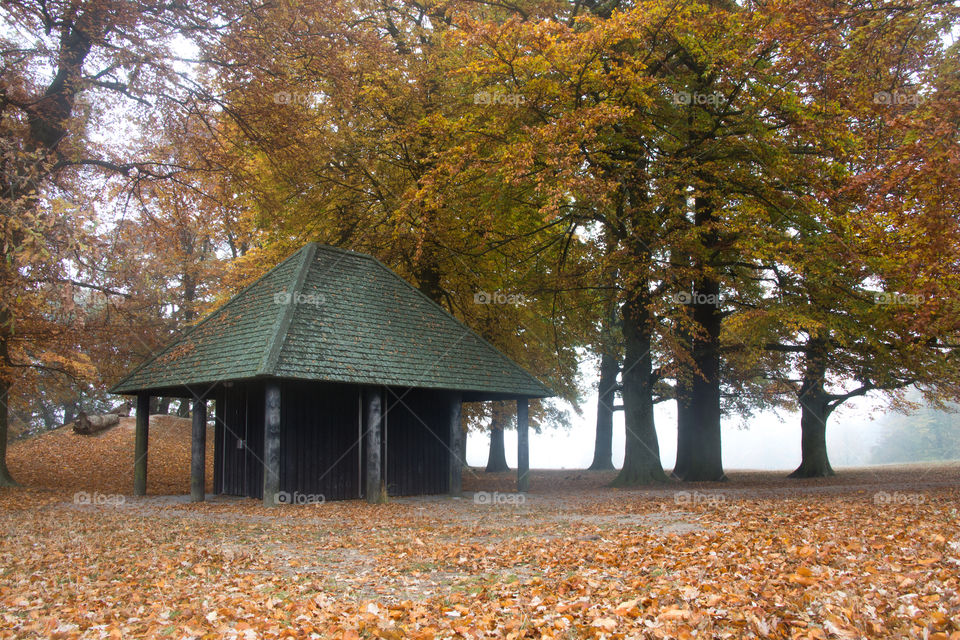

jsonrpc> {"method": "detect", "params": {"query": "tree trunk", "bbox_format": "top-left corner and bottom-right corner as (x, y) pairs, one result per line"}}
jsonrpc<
(517, 398), (530, 492)
(0, 303), (14, 485)
(73, 412), (120, 435)
(611, 291), (668, 486)
(155, 397), (171, 415)
(588, 349), (618, 470)
(38, 399), (58, 431)
(672, 257), (695, 481)
(789, 340), (836, 478)
(673, 280), (725, 481)
(415, 254), (445, 308)
(0, 5), (100, 486)
(673, 195), (725, 482)
(176, 399), (190, 418)
(63, 399), (80, 426)
(485, 421), (510, 472)
(672, 353), (694, 479)
(0, 376), (15, 487)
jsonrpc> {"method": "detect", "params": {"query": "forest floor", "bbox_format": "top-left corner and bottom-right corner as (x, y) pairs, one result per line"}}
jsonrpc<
(1, 418), (959, 638)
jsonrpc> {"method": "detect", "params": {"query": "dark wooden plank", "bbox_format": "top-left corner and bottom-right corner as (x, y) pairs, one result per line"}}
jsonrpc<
(191, 397), (207, 502)
(262, 381), (281, 506)
(449, 391), (462, 496)
(134, 392), (150, 496)
(364, 386), (385, 503)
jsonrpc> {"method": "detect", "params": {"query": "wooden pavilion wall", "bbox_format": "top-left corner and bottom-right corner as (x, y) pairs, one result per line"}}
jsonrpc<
(215, 380), (451, 501)
(383, 388), (451, 496)
(217, 381), (265, 499)
(279, 380), (362, 501)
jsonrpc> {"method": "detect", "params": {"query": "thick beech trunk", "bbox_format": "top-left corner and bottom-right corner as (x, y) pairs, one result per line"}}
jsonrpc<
(0, 313), (15, 486)
(517, 398), (530, 492)
(790, 341), (836, 478)
(789, 397), (836, 478)
(153, 397), (171, 415)
(589, 349), (618, 470)
(673, 276), (725, 481)
(673, 357), (694, 480)
(63, 400), (80, 425)
(0, 377), (14, 487)
(611, 292), (668, 486)
(485, 409), (510, 472)
(673, 195), (725, 482)
(0, 12), (98, 487)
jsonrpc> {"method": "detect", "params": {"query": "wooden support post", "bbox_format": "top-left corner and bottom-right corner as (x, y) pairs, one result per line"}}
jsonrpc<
(448, 391), (463, 497)
(262, 382), (282, 506)
(364, 386), (386, 503)
(191, 397), (207, 502)
(133, 392), (150, 496)
(517, 398), (529, 493)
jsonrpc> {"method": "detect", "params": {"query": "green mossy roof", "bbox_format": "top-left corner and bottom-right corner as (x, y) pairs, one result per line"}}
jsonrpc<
(110, 244), (552, 398)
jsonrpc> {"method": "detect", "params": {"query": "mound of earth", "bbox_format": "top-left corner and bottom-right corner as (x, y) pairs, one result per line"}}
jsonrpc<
(7, 415), (214, 496)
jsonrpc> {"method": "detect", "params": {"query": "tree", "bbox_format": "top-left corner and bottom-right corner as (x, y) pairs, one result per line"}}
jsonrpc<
(447, 0), (803, 483)
(725, 0), (960, 477)
(484, 402), (512, 473)
(201, 0), (588, 432)
(0, 0), (238, 484)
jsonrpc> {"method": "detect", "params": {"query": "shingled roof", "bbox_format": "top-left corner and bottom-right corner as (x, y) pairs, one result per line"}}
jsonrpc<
(110, 243), (552, 399)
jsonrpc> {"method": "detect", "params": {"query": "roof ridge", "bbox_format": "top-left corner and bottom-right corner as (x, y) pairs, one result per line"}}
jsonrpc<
(108, 245), (312, 394)
(258, 243), (318, 375)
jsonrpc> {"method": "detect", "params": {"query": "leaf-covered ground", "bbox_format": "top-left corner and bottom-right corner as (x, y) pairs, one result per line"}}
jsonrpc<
(2, 420), (959, 638)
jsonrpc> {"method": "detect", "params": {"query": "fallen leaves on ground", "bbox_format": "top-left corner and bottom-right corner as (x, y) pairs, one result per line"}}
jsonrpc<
(1, 428), (959, 638)
(6, 416), (213, 495)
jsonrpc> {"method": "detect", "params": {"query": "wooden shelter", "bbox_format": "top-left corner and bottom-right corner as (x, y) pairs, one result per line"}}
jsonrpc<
(110, 244), (552, 505)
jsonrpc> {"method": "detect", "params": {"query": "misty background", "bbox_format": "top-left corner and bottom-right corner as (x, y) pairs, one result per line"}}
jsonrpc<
(465, 364), (960, 471)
